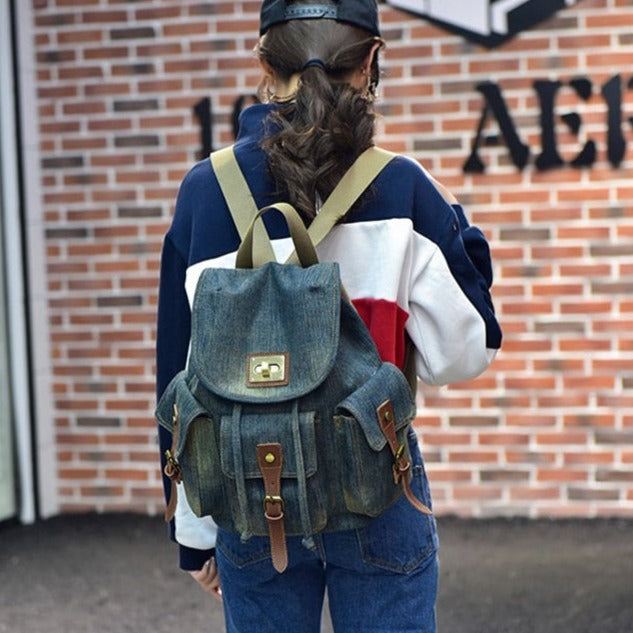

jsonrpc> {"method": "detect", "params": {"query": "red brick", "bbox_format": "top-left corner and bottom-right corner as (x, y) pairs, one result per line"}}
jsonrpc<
(136, 43), (183, 57)
(163, 22), (210, 36)
(57, 468), (98, 479)
(537, 469), (588, 483)
(83, 45), (129, 59)
(424, 468), (472, 482)
(479, 433), (530, 446)
(559, 338), (612, 352)
(505, 451), (556, 464)
(449, 451), (499, 463)
(115, 170), (161, 184)
(509, 487), (561, 501)
(504, 376), (556, 390)
(501, 339), (554, 353)
(563, 414), (616, 428)
(57, 28), (104, 44)
(559, 300), (612, 314)
(537, 394), (591, 408)
(104, 469), (149, 481)
(80, 486), (126, 497)
(453, 486), (503, 501)
(82, 10), (127, 23)
(138, 79), (186, 93)
(99, 364), (147, 377)
(536, 432), (589, 445)
(564, 451), (616, 465)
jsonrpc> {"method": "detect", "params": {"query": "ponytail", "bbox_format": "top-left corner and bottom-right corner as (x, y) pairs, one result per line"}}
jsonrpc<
(258, 19), (383, 220)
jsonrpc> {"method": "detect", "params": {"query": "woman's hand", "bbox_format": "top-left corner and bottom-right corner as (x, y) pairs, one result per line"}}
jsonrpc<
(189, 557), (222, 601)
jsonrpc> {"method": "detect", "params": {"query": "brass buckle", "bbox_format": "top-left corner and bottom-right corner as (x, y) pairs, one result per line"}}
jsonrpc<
(392, 444), (409, 484)
(263, 494), (285, 519)
(164, 449), (182, 483)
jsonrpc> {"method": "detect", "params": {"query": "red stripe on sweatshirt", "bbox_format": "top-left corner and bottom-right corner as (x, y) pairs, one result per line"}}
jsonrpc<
(352, 298), (410, 369)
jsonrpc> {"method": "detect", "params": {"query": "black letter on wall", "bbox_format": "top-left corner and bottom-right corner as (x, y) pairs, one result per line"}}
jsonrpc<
(602, 75), (626, 168)
(463, 82), (530, 173)
(534, 80), (565, 170)
(535, 78), (596, 170)
(193, 97), (213, 160)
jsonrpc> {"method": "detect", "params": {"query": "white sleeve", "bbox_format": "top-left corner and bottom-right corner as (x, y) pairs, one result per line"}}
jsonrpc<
(406, 237), (498, 386)
(174, 483), (218, 550)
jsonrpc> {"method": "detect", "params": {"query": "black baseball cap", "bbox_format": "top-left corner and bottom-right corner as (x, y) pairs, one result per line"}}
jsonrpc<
(260, 1), (381, 37)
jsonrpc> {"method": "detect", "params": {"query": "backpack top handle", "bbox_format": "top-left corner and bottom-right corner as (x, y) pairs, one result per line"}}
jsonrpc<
(235, 202), (319, 269)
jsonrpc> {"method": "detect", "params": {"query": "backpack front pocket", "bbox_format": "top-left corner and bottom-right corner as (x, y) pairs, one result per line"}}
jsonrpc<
(220, 405), (327, 539)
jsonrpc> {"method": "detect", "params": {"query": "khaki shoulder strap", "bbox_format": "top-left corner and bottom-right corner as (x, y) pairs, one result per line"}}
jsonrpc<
(210, 146), (275, 264)
(284, 146), (396, 264)
(211, 145), (397, 266)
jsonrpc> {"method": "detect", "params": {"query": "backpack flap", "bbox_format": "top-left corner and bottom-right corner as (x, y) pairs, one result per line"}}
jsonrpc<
(189, 261), (342, 403)
(336, 362), (416, 451)
(155, 371), (208, 438)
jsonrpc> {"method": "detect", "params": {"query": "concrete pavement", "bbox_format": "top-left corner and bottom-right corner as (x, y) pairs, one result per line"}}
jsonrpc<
(0, 514), (631, 632)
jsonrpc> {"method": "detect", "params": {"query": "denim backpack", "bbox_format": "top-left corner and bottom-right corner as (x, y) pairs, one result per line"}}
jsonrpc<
(156, 146), (431, 572)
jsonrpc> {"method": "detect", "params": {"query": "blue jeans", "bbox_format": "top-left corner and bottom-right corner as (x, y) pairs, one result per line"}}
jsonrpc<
(215, 430), (439, 633)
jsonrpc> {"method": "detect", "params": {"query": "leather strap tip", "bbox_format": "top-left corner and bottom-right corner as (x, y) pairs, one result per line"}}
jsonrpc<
(272, 556), (288, 574)
(164, 481), (178, 522)
(164, 506), (176, 523)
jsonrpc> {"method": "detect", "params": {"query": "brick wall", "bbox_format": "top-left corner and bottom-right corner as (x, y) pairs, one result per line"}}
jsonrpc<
(28, 0), (633, 517)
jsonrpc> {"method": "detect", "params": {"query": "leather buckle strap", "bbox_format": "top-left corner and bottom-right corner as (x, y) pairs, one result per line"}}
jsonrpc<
(164, 404), (182, 523)
(377, 400), (432, 516)
(257, 443), (288, 572)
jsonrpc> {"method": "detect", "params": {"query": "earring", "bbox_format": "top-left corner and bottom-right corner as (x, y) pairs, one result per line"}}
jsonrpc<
(368, 76), (378, 100)
(361, 69), (376, 101)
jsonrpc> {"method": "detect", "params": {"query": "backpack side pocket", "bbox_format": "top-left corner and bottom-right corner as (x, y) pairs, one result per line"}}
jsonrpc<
(334, 363), (416, 517)
(179, 414), (226, 519)
(156, 373), (227, 520)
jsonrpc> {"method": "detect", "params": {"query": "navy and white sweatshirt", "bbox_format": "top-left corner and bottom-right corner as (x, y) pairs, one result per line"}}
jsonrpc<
(156, 103), (502, 570)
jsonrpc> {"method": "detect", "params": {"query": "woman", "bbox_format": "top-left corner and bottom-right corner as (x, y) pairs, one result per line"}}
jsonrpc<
(156, 1), (502, 631)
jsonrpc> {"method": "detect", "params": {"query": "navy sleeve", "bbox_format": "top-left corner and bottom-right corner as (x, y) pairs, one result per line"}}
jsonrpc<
(452, 203), (493, 288)
(156, 235), (190, 399)
(156, 190), (215, 569)
(156, 235), (190, 542)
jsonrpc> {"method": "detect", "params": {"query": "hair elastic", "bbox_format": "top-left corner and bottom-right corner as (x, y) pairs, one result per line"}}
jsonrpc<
(302, 58), (327, 72)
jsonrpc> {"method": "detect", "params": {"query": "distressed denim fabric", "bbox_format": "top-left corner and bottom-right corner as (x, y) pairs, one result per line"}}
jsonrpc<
(215, 429), (439, 633)
(155, 261), (418, 541)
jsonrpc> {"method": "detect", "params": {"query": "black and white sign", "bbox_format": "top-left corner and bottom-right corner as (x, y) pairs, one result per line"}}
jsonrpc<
(385, 0), (580, 48)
